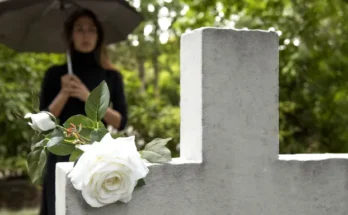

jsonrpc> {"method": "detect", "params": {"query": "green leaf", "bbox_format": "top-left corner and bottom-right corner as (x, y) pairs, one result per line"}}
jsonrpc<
(69, 148), (84, 162)
(63, 115), (96, 144)
(79, 128), (94, 140)
(30, 133), (45, 150)
(140, 138), (172, 163)
(47, 137), (75, 156)
(31, 138), (48, 151)
(27, 147), (47, 185)
(135, 178), (146, 188)
(64, 115), (95, 129)
(51, 127), (64, 137)
(90, 128), (108, 142)
(96, 121), (105, 129)
(85, 81), (110, 121)
(47, 129), (75, 156)
(30, 132), (42, 144)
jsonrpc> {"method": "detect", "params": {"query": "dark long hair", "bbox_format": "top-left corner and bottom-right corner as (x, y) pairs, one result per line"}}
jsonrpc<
(63, 8), (105, 65)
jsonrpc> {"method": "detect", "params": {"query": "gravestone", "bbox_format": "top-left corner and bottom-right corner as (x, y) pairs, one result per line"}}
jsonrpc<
(56, 28), (348, 215)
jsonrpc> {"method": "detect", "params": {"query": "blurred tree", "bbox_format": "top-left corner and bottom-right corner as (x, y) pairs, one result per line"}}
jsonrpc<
(0, 45), (64, 174)
(113, 0), (182, 98)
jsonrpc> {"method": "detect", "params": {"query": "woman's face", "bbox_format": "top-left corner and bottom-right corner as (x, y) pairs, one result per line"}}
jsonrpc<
(72, 16), (98, 53)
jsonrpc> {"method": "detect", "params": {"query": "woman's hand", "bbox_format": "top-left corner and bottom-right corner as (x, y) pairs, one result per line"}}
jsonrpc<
(60, 74), (74, 97)
(60, 74), (90, 102)
(69, 75), (90, 102)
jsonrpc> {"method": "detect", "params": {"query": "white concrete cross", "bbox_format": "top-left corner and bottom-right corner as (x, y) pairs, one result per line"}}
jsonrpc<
(56, 28), (348, 215)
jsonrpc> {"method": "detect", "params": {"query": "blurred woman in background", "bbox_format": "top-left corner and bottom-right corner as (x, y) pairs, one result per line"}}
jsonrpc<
(38, 8), (128, 215)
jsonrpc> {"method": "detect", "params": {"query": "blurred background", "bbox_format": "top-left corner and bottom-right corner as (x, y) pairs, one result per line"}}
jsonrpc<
(1, 0), (348, 214)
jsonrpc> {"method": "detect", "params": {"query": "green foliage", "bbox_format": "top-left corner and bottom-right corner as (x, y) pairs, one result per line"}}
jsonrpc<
(0, 45), (64, 175)
(140, 138), (172, 163)
(25, 81), (173, 183)
(85, 81), (110, 121)
(0, 209), (39, 215)
(26, 82), (114, 182)
(69, 148), (83, 162)
(119, 67), (180, 157)
(27, 147), (47, 185)
(90, 128), (108, 142)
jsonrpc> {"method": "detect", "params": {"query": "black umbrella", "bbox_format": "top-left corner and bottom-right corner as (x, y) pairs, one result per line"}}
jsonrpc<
(0, 0), (143, 73)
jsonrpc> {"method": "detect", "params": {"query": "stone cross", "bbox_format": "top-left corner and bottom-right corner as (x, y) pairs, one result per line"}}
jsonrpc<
(56, 28), (348, 215)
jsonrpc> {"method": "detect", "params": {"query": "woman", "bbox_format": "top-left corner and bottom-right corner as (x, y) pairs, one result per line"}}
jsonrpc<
(39, 9), (128, 215)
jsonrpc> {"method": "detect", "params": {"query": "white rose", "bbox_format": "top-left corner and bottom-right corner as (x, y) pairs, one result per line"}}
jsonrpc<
(68, 133), (149, 207)
(24, 112), (56, 132)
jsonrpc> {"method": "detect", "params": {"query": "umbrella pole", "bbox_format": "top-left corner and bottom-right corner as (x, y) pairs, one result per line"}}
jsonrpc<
(60, 0), (73, 75)
(66, 50), (73, 75)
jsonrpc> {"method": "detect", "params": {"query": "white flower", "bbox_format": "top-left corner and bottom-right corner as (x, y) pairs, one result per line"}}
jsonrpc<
(24, 112), (56, 132)
(68, 133), (149, 207)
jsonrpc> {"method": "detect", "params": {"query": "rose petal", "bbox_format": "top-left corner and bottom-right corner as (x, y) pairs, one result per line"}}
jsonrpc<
(28, 122), (40, 132)
(24, 113), (32, 119)
(96, 135), (136, 156)
(68, 150), (97, 190)
(83, 161), (127, 186)
(77, 144), (93, 152)
(25, 112), (55, 132)
(32, 113), (55, 131)
(98, 176), (120, 202)
(119, 178), (136, 203)
(104, 173), (122, 191)
(82, 183), (105, 208)
(99, 174), (131, 204)
(95, 135), (149, 180)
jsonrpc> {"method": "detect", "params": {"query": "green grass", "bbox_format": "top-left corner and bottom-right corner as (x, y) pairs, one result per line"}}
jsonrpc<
(0, 209), (38, 215)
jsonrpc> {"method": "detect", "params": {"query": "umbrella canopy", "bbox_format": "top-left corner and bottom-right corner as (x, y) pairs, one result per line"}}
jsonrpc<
(0, 0), (143, 53)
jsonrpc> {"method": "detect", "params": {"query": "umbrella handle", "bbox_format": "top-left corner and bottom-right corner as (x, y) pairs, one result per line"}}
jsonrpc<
(66, 50), (73, 75)
(60, 1), (75, 75)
